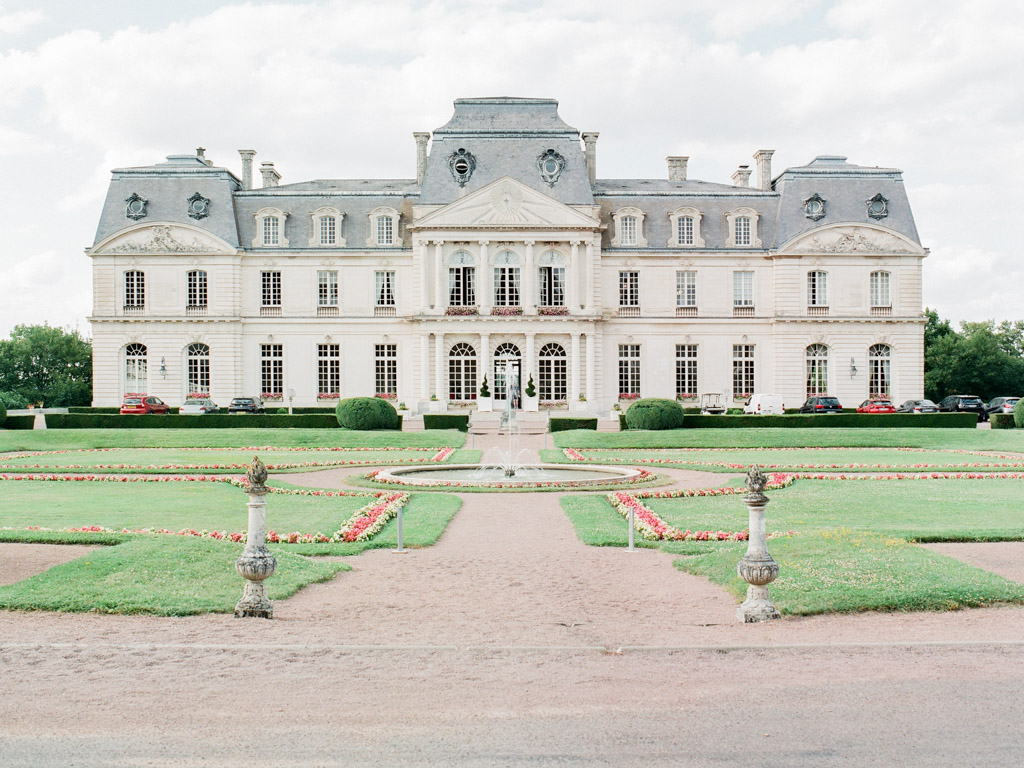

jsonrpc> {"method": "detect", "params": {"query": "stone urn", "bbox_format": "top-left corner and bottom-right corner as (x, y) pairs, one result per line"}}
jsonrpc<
(234, 456), (277, 619)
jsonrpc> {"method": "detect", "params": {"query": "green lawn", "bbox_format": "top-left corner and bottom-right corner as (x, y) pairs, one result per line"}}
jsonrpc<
(552, 428), (1024, 451)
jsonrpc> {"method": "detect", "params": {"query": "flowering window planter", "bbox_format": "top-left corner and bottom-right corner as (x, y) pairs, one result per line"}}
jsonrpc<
(374, 393), (397, 400)
(491, 306), (523, 316)
(187, 392), (210, 400)
(317, 393), (341, 401)
(538, 306), (569, 316)
(445, 306), (479, 316)
(618, 393), (641, 402)
(540, 400), (568, 410)
(447, 400), (476, 408)
(676, 394), (697, 402)
(261, 393), (283, 401)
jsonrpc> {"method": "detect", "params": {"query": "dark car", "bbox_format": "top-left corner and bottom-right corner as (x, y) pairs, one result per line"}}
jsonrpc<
(120, 394), (169, 415)
(897, 399), (939, 414)
(228, 396), (265, 414)
(799, 395), (843, 413)
(938, 394), (987, 421)
(984, 397), (1020, 417)
(857, 399), (896, 414)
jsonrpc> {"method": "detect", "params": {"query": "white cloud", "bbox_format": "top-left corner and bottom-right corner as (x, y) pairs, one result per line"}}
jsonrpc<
(0, 7), (44, 35)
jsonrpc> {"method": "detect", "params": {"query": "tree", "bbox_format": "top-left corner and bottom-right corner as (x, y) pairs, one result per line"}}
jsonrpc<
(924, 317), (1024, 403)
(0, 324), (92, 407)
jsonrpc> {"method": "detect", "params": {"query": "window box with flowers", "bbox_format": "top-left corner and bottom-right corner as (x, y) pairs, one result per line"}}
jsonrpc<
(618, 393), (641, 402)
(540, 400), (568, 410)
(445, 306), (479, 316)
(261, 392), (283, 402)
(538, 306), (569, 316)
(374, 392), (397, 401)
(733, 392), (753, 402)
(675, 393), (697, 402)
(187, 392), (210, 400)
(318, 392), (341, 401)
(447, 400), (476, 409)
(491, 306), (523, 316)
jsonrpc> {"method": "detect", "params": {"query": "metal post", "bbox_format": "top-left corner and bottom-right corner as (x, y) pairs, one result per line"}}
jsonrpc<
(627, 505), (635, 552)
(392, 504), (407, 554)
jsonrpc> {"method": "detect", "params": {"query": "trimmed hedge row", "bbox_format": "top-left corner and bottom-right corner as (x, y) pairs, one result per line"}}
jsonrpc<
(677, 413), (978, 429)
(3, 415), (35, 430)
(991, 413), (1019, 430)
(549, 418), (598, 433)
(423, 414), (470, 432)
(1016, 398), (1024, 428)
(44, 413), (341, 429)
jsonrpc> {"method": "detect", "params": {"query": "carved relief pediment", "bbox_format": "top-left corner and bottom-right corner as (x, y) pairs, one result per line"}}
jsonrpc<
(411, 177), (600, 230)
(92, 222), (236, 255)
(781, 224), (924, 256)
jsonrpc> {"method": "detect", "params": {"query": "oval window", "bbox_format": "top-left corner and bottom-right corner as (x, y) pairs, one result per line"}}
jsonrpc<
(128, 199), (144, 214)
(454, 159), (469, 175)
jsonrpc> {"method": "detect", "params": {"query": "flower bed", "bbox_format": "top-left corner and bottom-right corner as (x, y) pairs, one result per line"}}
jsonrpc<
(364, 467), (656, 490)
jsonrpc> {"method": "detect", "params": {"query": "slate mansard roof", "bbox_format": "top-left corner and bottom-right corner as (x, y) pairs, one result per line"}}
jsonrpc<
(92, 98), (922, 251)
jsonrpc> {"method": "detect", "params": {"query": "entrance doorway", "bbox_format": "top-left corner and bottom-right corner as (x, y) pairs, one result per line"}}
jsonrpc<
(493, 343), (522, 408)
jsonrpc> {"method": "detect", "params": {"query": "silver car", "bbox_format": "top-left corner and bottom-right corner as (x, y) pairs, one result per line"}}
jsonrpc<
(179, 397), (220, 415)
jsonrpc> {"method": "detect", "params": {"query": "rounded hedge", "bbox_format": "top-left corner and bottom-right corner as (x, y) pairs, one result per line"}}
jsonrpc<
(1015, 397), (1024, 428)
(624, 398), (685, 430)
(335, 397), (399, 430)
(0, 401), (6, 424)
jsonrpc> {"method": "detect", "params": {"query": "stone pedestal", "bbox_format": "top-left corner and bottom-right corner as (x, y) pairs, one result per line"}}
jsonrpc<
(736, 466), (781, 623)
(235, 457), (277, 619)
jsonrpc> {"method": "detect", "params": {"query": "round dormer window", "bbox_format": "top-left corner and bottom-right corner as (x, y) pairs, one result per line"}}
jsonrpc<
(866, 193), (889, 220)
(128, 198), (145, 215)
(454, 158), (470, 175)
(543, 157), (559, 174)
(807, 199), (823, 215)
(448, 148), (476, 187)
(187, 192), (211, 220)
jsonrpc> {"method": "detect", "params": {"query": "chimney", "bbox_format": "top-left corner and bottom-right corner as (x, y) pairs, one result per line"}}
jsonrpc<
(754, 149), (774, 191)
(731, 165), (752, 187)
(238, 150), (256, 190)
(582, 132), (599, 185)
(413, 132), (430, 186)
(666, 156), (689, 182)
(260, 161), (281, 188)
(196, 147), (208, 165)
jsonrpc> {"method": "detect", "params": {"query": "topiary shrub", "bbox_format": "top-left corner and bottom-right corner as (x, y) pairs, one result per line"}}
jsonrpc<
(525, 375), (536, 398)
(991, 413), (1017, 429)
(479, 375), (490, 398)
(335, 397), (400, 430)
(1016, 398), (1024, 428)
(624, 398), (685, 431)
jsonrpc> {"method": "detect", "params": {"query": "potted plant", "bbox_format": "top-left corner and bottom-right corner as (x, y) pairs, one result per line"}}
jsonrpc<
(523, 374), (539, 412)
(571, 393), (588, 413)
(429, 393), (443, 413)
(477, 375), (492, 412)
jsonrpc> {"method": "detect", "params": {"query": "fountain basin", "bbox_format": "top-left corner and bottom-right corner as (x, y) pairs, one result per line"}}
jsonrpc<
(369, 463), (650, 489)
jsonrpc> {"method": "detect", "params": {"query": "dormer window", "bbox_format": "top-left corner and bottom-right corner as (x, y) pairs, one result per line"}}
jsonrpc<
(367, 207), (402, 247)
(725, 207), (762, 248)
(252, 207), (289, 248)
(668, 206), (705, 247)
(611, 207), (648, 248)
(310, 207), (345, 247)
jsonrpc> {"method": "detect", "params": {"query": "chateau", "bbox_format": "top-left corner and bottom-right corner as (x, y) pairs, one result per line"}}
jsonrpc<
(88, 97), (926, 412)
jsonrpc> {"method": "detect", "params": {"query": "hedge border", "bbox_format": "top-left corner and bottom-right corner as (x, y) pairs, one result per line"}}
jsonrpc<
(549, 418), (598, 433)
(678, 413), (978, 429)
(3, 415), (36, 430)
(991, 413), (1018, 430)
(44, 413), (341, 429)
(423, 414), (470, 432)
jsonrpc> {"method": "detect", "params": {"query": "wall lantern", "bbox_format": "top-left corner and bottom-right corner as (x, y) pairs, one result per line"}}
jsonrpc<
(160, 357), (167, 379)
(849, 357), (858, 378)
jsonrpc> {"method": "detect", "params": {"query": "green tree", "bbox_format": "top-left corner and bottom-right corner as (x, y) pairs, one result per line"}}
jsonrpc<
(0, 324), (92, 407)
(924, 322), (1024, 403)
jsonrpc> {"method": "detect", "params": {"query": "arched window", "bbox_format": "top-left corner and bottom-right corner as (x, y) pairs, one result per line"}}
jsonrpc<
(538, 343), (567, 402)
(492, 343), (521, 402)
(448, 251), (476, 307)
(805, 344), (829, 397)
(125, 343), (148, 394)
(187, 343), (210, 396)
(493, 250), (521, 307)
(447, 343), (477, 401)
(538, 250), (566, 307)
(868, 344), (891, 397)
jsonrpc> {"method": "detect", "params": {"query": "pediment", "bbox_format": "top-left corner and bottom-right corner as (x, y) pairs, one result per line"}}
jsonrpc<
(91, 222), (237, 255)
(411, 177), (600, 230)
(779, 223), (925, 256)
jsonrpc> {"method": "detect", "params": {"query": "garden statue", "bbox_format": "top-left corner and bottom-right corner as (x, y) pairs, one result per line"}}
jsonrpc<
(234, 455), (277, 618)
(736, 464), (781, 622)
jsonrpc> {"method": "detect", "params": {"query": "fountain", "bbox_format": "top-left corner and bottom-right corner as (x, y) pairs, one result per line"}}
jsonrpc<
(480, 368), (531, 477)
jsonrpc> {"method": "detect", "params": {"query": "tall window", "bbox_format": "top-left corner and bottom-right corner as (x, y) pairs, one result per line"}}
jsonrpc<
(186, 270), (207, 308)
(124, 343), (147, 393)
(618, 344), (641, 397)
(493, 250), (521, 307)
(187, 343), (210, 394)
(376, 215), (393, 246)
(493, 343), (521, 402)
(538, 343), (567, 402)
(263, 216), (279, 246)
(375, 344), (397, 396)
(733, 271), (754, 307)
(448, 252), (476, 307)
(124, 271), (145, 308)
(317, 344), (340, 396)
(619, 271), (640, 307)
(375, 270), (395, 307)
(676, 271), (697, 307)
(260, 344), (283, 396)
(677, 216), (694, 246)
(620, 216), (638, 246)
(808, 271), (828, 306)
(675, 344), (698, 399)
(734, 216), (751, 246)
(869, 344), (891, 397)
(538, 250), (566, 307)
(447, 343), (477, 401)
(732, 345), (755, 398)
(319, 216), (336, 246)
(261, 271), (281, 307)
(318, 270), (338, 307)
(806, 344), (829, 396)
(870, 271), (891, 307)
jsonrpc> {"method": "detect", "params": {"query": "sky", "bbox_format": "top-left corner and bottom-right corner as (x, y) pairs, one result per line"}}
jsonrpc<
(1, 0), (1021, 338)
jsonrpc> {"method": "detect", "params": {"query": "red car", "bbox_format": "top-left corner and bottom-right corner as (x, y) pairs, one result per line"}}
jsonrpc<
(857, 398), (896, 414)
(120, 393), (170, 415)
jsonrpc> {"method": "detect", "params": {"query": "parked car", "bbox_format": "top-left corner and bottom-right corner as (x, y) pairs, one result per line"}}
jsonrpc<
(897, 399), (939, 414)
(984, 397), (1020, 417)
(799, 396), (842, 414)
(937, 394), (987, 421)
(743, 394), (786, 415)
(228, 396), (265, 414)
(180, 397), (220, 415)
(699, 393), (727, 415)
(857, 399), (896, 414)
(120, 394), (169, 415)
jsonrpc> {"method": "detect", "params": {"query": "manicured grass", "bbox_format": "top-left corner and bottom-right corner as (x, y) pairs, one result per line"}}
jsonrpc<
(552, 428), (1024, 451)
(674, 530), (1024, 615)
(560, 495), (712, 554)
(0, 428), (466, 452)
(0, 536), (345, 615)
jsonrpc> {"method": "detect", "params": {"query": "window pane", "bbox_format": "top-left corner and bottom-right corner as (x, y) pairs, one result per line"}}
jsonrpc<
(260, 344), (284, 396)
(678, 216), (693, 246)
(262, 271), (281, 306)
(675, 344), (698, 398)
(676, 271), (696, 306)
(320, 216), (336, 245)
(732, 344), (755, 398)
(735, 216), (751, 246)
(617, 344), (641, 397)
(375, 344), (398, 395)
(733, 271), (753, 306)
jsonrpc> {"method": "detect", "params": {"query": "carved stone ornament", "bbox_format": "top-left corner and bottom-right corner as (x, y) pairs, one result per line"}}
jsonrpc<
(737, 463), (780, 622)
(744, 464), (768, 503)
(791, 226), (912, 255)
(124, 192), (148, 221)
(448, 148), (476, 187)
(187, 191), (211, 220)
(488, 181), (525, 222)
(803, 192), (826, 221)
(866, 193), (889, 220)
(105, 225), (209, 254)
(537, 149), (566, 185)
(245, 456), (269, 494)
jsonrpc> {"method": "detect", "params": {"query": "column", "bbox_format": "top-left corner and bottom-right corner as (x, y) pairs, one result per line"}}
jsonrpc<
(585, 331), (596, 403)
(418, 239), (429, 309)
(523, 240), (535, 315)
(583, 240), (595, 312)
(479, 240), (490, 315)
(570, 331), (581, 403)
(420, 333), (430, 400)
(568, 241), (580, 312)
(434, 241), (445, 312)
(479, 332), (490, 402)
(434, 331), (445, 401)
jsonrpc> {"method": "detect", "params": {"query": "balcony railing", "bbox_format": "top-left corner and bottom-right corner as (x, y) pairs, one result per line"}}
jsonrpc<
(675, 306), (698, 318)
(733, 306), (755, 318)
(260, 306), (282, 317)
(317, 305), (339, 317)
(617, 306), (640, 318)
(807, 306), (830, 317)
(123, 305), (145, 316)
(374, 305), (397, 317)
(871, 306), (893, 316)
(185, 305), (207, 316)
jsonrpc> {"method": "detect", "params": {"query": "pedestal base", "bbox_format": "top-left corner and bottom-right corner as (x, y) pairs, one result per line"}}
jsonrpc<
(737, 584), (781, 623)
(234, 580), (273, 619)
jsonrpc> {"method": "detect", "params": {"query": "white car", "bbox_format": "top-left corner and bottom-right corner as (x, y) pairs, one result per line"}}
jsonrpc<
(180, 397), (220, 415)
(743, 394), (786, 415)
